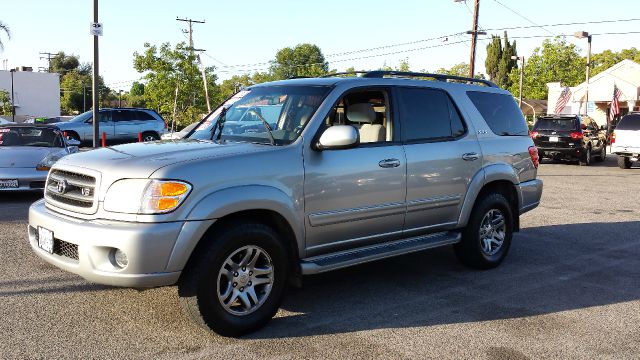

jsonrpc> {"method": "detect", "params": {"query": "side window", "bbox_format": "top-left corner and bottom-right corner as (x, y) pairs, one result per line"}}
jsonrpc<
(467, 91), (528, 136)
(114, 110), (130, 122)
(136, 111), (156, 121)
(323, 89), (393, 144)
(397, 87), (463, 142)
(99, 111), (112, 123)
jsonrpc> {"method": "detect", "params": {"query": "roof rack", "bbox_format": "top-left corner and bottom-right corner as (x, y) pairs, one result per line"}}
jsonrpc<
(321, 71), (370, 78)
(362, 71), (498, 88)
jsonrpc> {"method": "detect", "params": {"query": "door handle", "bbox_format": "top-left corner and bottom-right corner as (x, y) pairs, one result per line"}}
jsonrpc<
(462, 152), (480, 161)
(378, 159), (400, 168)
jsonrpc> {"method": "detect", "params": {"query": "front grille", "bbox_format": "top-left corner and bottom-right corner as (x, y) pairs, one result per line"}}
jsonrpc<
(53, 239), (79, 260)
(45, 169), (97, 212)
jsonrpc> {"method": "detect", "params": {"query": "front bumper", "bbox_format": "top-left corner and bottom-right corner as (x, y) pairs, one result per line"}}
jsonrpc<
(28, 199), (193, 287)
(517, 179), (543, 214)
(0, 167), (47, 191)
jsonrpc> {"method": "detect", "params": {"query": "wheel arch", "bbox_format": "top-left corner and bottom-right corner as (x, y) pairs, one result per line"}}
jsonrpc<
(457, 165), (521, 231)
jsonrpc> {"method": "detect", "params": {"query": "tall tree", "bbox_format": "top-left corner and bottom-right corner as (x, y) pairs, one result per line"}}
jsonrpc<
(270, 43), (328, 79)
(133, 41), (220, 127)
(50, 52), (82, 75)
(436, 62), (486, 79)
(0, 21), (10, 51)
(485, 35), (502, 81)
(497, 32), (517, 89)
(0, 90), (11, 115)
(590, 48), (640, 76)
(508, 37), (585, 100)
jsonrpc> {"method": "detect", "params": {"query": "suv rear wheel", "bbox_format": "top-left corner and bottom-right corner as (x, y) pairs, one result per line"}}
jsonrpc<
(618, 156), (632, 169)
(579, 147), (591, 166)
(455, 193), (513, 269)
(178, 221), (289, 337)
(596, 146), (606, 162)
(141, 131), (160, 141)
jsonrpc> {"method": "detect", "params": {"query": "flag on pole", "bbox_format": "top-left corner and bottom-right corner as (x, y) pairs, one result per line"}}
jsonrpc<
(609, 84), (622, 123)
(554, 86), (572, 114)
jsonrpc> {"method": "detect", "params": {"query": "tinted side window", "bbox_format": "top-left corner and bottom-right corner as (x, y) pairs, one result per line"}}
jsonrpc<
(467, 91), (528, 136)
(616, 114), (640, 130)
(112, 110), (129, 122)
(398, 87), (457, 141)
(135, 111), (156, 121)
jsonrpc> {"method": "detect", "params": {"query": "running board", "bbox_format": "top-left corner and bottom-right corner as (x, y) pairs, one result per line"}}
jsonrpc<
(300, 231), (461, 275)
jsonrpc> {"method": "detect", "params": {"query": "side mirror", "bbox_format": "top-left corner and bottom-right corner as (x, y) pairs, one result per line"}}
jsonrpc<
(68, 146), (79, 154)
(315, 125), (359, 151)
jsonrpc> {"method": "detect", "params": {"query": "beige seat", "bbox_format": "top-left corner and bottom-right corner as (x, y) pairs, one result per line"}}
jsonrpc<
(346, 103), (385, 143)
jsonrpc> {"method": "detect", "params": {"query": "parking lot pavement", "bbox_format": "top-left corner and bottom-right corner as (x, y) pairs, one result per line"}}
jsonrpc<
(1, 156), (639, 359)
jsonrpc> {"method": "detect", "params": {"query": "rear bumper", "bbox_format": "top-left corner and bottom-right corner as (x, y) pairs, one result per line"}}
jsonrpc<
(517, 179), (543, 215)
(537, 146), (584, 158)
(0, 167), (47, 191)
(611, 145), (639, 157)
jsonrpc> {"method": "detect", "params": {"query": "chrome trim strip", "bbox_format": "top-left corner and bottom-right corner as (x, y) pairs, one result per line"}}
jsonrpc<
(406, 194), (461, 213)
(308, 201), (405, 227)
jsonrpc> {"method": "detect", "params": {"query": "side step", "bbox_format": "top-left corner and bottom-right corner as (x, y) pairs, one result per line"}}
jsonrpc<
(301, 231), (461, 275)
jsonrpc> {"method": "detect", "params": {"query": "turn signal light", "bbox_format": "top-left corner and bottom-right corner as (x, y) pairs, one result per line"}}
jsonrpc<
(611, 132), (616, 144)
(529, 131), (539, 139)
(160, 182), (189, 197)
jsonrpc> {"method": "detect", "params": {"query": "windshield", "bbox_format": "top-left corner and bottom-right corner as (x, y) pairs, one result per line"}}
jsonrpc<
(70, 111), (93, 122)
(533, 117), (577, 131)
(0, 127), (65, 147)
(189, 85), (331, 145)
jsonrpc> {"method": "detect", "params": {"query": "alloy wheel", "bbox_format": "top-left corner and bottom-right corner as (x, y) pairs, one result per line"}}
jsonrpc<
(479, 209), (506, 256)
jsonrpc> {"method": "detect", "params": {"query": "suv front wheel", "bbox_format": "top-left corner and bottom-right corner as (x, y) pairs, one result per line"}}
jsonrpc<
(455, 193), (513, 269)
(178, 221), (289, 337)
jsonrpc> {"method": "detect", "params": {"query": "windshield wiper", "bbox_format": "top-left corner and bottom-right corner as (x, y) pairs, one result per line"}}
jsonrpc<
(248, 108), (276, 145)
(211, 107), (229, 142)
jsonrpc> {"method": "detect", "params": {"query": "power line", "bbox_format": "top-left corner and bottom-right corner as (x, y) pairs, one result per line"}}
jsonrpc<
(39, 52), (60, 72)
(491, 0), (555, 36)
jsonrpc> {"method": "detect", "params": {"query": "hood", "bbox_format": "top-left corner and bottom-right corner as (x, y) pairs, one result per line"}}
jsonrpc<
(0, 147), (62, 168)
(54, 139), (274, 179)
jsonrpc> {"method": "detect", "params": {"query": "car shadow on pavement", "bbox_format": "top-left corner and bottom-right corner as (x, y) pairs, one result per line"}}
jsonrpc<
(248, 221), (640, 339)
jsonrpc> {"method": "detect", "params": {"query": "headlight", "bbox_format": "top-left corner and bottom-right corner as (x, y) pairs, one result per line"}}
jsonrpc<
(103, 179), (192, 214)
(36, 153), (64, 171)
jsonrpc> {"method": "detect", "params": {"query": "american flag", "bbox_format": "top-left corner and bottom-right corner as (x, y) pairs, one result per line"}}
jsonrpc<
(609, 84), (622, 123)
(554, 86), (571, 114)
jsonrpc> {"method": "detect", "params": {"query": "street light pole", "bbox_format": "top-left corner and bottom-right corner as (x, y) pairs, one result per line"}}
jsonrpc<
(92, 0), (100, 148)
(9, 69), (15, 122)
(511, 55), (525, 108)
(574, 31), (591, 115)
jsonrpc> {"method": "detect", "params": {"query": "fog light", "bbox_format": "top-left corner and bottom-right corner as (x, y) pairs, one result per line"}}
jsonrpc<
(113, 249), (128, 268)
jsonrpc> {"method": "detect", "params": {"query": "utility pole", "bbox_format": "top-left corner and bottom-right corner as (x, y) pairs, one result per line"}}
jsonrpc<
(176, 17), (211, 112)
(91, 0), (101, 148)
(466, 0), (485, 79)
(574, 31), (592, 115)
(39, 52), (60, 72)
(9, 69), (15, 122)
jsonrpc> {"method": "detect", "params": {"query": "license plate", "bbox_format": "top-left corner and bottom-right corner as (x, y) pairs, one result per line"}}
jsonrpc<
(0, 179), (19, 189)
(37, 227), (54, 254)
(549, 136), (559, 142)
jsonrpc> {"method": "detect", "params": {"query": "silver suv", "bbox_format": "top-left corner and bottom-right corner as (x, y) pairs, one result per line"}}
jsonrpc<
(54, 108), (166, 143)
(28, 71), (542, 336)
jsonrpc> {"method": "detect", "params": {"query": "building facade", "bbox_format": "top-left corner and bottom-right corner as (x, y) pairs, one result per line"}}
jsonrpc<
(0, 69), (60, 122)
(548, 59), (640, 126)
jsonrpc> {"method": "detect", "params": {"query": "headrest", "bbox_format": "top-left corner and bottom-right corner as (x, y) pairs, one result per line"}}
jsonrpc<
(346, 103), (376, 123)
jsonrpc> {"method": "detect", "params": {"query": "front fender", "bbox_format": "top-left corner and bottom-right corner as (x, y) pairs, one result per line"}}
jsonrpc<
(457, 163), (520, 228)
(186, 184), (304, 251)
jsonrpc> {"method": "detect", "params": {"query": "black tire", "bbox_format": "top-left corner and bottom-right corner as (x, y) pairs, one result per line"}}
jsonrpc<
(141, 132), (160, 141)
(596, 145), (606, 162)
(579, 147), (591, 166)
(178, 221), (289, 337)
(454, 193), (514, 270)
(618, 156), (632, 169)
(66, 131), (81, 142)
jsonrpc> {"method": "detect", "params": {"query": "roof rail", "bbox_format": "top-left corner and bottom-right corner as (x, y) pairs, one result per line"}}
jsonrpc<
(321, 71), (369, 78)
(362, 71), (499, 88)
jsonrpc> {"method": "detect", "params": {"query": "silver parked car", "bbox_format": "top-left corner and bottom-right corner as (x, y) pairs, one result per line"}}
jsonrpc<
(28, 71), (542, 336)
(54, 108), (166, 144)
(0, 124), (79, 191)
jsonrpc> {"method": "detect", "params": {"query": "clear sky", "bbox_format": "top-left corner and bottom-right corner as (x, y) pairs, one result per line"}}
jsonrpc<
(1, 0), (639, 91)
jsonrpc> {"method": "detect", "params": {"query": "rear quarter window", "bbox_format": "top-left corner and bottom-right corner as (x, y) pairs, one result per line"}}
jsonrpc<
(616, 114), (640, 130)
(467, 91), (528, 136)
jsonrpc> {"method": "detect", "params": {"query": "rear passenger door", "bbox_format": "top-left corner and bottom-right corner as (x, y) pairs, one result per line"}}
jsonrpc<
(396, 87), (482, 236)
(113, 110), (137, 141)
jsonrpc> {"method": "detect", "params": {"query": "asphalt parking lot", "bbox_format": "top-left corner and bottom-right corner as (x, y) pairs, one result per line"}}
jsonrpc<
(1, 156), (639, 359)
